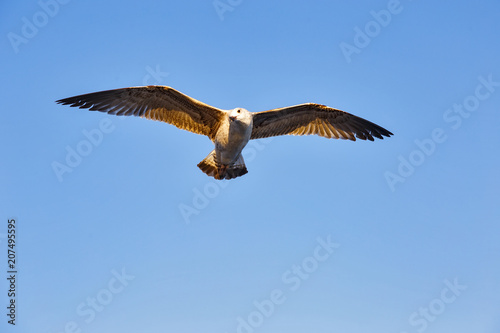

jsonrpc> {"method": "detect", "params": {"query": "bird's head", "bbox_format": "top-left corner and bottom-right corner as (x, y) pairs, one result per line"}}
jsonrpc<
(229, 108), (252, 126)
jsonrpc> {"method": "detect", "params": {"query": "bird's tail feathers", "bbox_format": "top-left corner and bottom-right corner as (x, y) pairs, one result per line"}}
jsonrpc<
(197, 150), (248, 180)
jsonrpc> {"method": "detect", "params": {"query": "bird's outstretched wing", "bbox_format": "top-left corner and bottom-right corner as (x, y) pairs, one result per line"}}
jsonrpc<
(251, 103), (393, 141)
(56, 86), (225, 140)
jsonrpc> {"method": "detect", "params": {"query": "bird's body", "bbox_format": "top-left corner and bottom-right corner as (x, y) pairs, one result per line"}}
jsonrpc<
(200, 108), (253, 179)
(216, 108), (253, 165)
(56, 85), (393, 180)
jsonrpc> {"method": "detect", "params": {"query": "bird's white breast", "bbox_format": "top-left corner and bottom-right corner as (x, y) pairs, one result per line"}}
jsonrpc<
(214, 115), (253, 165)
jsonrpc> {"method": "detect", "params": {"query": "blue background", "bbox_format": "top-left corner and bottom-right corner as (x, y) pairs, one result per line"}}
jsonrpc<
(1, 0), (499, 332)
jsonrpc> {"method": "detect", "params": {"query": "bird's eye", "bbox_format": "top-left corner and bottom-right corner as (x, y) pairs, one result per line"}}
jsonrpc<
(237, 110), (240, 113)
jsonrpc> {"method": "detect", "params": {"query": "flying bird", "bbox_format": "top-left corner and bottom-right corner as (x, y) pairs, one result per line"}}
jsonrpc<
(56, 86), (393, 180)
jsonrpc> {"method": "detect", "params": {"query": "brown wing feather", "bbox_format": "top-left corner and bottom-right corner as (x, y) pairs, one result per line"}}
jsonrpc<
(251, 103), (393, 141)
(56, 86), (224, 140)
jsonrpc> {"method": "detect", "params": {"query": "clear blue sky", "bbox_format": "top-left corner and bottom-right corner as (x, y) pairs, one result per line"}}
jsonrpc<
(1, 0), (499, 332)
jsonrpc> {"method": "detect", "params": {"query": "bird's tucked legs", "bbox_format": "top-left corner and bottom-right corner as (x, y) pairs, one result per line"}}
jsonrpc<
(216, 164), (228, 180)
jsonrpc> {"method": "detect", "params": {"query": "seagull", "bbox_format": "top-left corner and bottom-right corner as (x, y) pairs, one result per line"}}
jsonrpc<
(56, 86), (393, 180)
